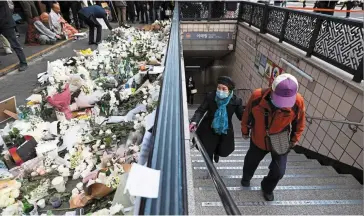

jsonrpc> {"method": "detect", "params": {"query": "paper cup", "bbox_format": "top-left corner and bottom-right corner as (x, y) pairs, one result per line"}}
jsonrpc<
(37, 199), (46, 208)
(52, 176), (66, 193)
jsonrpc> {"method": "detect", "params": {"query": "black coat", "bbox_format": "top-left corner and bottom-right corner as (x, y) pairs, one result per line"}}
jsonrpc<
(0, 1), (16, 30)
(191, 91), (243, 158)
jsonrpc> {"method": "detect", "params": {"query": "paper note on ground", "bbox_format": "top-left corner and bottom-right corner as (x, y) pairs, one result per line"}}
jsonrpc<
(124, 164), (160, 198)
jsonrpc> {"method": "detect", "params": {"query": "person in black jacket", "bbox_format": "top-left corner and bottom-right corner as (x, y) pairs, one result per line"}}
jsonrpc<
(186, 76), (196, 104)
(78, 5), (113, 45)
(189, 76), (243, 163)
(0, 1), (27, 71)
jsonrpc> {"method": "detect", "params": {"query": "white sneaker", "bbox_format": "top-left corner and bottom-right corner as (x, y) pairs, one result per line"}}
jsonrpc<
(4, 47), (12, 54)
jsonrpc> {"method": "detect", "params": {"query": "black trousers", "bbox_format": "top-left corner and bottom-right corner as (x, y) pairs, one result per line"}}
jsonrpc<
(70, 1), (84, 28)
(0, 28), (27, 66)
(187, 93), (194, 104)
(127, 1), (135, 22)
(242, 141), (288, 193)
(59, 1), (71, 23)
(19, 1), (39, 23)
(79, 14), (102, 43)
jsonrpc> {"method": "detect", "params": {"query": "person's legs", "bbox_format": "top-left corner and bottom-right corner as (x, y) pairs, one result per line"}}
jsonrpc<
(116, 7), (122, 26)
(242, 141), (268, 185)
(122, 6), (127, 24)
(88, 15), (102, 43)
(1, 28), (27, 69)
(29, 1), (39, 18)
(127, 2), (135, 22)
(70, 1), (81, 29)
(260, 152), (288, 196)
(59, 1), (71, 23)
(19, 1), (33, 23)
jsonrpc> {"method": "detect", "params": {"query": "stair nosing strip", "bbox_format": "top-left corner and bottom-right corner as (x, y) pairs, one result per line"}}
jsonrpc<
(191, 154), (304, 157)
(195, 174), (352, 179)
(194, 166), (325, 170)
(192, 159), (310, 162)
(198, 185), (362, 191)
(201, 200), (363, 207)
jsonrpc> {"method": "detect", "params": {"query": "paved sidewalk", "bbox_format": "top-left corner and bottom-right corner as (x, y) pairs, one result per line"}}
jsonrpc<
(0, 23), (85, 75)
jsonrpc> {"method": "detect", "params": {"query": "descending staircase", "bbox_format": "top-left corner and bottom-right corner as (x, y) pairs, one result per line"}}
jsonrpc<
(188, 106), (363, 215)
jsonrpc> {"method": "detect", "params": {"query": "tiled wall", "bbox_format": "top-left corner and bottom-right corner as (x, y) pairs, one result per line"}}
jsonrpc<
(229, 23), (363, 170)
(180, 22), (237, 51)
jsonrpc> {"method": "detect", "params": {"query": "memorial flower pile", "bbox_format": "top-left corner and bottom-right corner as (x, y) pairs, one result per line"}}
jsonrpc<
(0, 20), (170, 215)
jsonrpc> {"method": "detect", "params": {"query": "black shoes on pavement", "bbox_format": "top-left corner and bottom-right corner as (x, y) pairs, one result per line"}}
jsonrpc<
(88, 42), (100, 45)
(261, 181), (274, 201)
(240, 178), (274, 201)
(19, 64), (28, 72)
(213, 155), (219, 163)
(240, 179), (250, 187)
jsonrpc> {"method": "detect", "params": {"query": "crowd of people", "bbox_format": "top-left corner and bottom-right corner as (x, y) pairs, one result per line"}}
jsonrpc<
(0, 1), (174, 72)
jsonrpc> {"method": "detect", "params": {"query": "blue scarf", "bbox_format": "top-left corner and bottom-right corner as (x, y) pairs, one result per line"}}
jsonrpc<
(212, 91), (233, 135)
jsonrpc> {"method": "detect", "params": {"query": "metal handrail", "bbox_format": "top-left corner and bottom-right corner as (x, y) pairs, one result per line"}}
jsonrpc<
(306, 115), (363, 133)
(142, 3), (187, 215)
(191, 133), (241, 215)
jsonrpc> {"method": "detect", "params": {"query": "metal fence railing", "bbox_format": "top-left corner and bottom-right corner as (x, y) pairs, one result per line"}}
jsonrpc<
(180, 1), (240, 20)
(141, 2), (188, 215)
(238, 1), (364, 83)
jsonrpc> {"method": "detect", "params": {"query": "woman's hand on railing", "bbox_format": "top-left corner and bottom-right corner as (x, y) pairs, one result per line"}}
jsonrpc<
(189, 122), (197, 132)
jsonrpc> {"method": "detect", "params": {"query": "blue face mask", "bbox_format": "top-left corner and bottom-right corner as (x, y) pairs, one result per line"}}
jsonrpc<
(216, 90), (229, 99)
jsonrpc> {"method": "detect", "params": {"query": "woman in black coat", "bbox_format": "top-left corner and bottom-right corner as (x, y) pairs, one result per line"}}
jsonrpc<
(190, 76), (243, 163)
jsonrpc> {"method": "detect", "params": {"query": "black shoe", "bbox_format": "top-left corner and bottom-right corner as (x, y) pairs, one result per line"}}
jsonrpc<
(140, 21), (145, 24)
(240, 179), (250, 187)
(213, 155), (219, 163)
(261, 182), (274, 201)
(262, 191), (274, 201)
(18, 64), (28, 72)
(88, 42), (100, 45)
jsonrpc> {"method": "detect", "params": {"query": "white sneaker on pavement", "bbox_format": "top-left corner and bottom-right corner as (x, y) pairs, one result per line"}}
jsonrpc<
(5, 47), (12, 54)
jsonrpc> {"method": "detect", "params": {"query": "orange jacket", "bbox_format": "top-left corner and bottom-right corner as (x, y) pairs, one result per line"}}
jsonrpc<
(241, 88), (306, 151)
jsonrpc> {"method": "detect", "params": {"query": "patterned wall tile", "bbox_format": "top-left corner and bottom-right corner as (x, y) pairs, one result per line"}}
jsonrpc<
(324, 105), (335, 119)
(346, 140), (361, 161)
(325, 76), (337, 91)
(328, 94), (341, 110)
(340, 152), (355, 166)
(306, 80), (316, 92)
(355, 151), (363, 168)
(343, 87), (358, 104)
(321, 88), (332, 104)
(351, 129), (363, 147)
(336, 131), (350, 149)
(318, 145), (330, 156)
(331, 143), (344, 160)
(320, 121), (330, 131)
(327, 123), (340, 140)
(317, 101), (327, 114)
(316, 126), (326, 142)
(347, 106), (363, 123)
(310, 93), (320, 107)
(333, 81), (347, 98)
(337, 100), (351, 118)
(323, 134), (335, 150)
(314, 83), (324, 97)
(353, 94), (363, 111)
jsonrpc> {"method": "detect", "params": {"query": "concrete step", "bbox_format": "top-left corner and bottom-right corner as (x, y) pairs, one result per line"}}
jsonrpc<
(193, 174), (361, 187)
(193, 160), (326, 171)
(196, 203), (364, 215)
(190, 154), (308, 161)
(193, 161), (322, 170)
(193, 167), (339, 178)
(194, 188), (363, 203)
